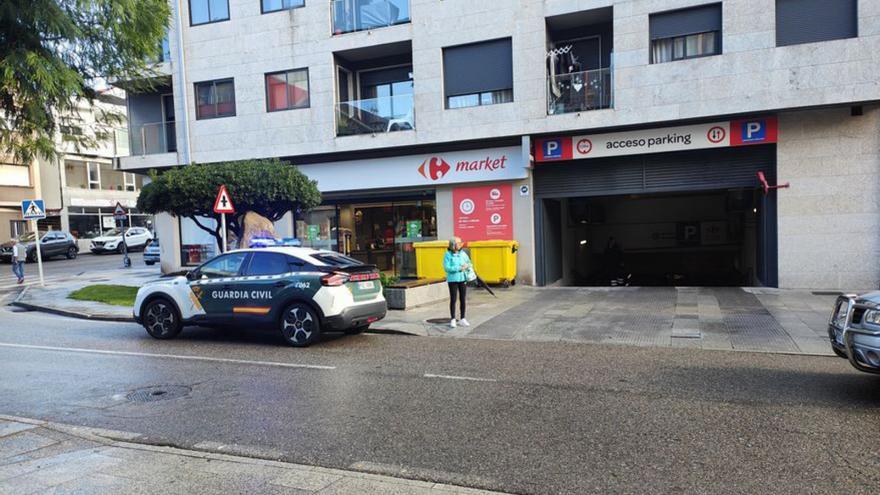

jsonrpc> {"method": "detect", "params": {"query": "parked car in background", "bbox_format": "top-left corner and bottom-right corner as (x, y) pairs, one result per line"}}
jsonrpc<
(90, 227), (153, 254)
(828, 293), (880, 374)
(0, 231), (79, 262)
(144, 238), (161, 265)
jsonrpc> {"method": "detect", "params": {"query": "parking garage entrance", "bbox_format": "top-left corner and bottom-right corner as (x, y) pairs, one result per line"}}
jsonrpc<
(534, 145), (778, 287)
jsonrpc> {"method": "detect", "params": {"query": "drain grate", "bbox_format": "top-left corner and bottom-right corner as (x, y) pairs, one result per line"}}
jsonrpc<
(126, 385), (191, 402)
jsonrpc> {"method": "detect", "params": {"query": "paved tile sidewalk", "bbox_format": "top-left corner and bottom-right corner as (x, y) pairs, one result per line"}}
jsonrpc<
(0, 416), (507, 495)
(376, 286), (841, 356)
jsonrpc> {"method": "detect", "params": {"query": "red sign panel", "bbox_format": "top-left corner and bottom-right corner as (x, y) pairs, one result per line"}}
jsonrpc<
(453, 185), (513, 242)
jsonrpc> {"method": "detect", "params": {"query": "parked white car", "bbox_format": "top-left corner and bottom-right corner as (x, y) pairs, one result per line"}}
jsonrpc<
(90, 227), (153, 254)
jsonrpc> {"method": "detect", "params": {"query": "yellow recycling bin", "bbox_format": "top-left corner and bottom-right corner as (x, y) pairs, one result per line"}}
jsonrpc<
(468, 240), (519, 287)
(414, 240), (451, 280)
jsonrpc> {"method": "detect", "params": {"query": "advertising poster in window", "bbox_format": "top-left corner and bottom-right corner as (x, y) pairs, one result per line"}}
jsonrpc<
(453, 185), (513, 242)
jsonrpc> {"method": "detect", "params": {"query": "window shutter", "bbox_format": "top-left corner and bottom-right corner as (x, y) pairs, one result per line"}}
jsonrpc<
(650, 3), (722, 40)
(776, 0), (857, 47)
(443, 38), (513, 97)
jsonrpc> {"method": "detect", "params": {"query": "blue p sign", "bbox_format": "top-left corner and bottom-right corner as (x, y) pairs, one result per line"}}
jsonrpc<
(543, 139), (562, 159)
(741, 120), (766, 142)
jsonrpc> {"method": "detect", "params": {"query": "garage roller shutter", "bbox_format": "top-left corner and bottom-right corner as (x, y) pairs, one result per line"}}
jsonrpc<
(534, 145), (775, 198)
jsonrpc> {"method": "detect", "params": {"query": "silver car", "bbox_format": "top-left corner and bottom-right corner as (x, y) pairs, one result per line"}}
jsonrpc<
(144, 238), (160, 266)
(829, 293), (880, 374)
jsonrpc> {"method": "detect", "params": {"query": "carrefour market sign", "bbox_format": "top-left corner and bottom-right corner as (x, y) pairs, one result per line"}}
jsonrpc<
(298, 146), (526, 193)
(534, 117), (777, 162)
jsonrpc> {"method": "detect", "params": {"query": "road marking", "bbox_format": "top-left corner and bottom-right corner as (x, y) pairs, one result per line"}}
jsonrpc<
(423, 373), (497, 382)
(0, 342), (336, 370)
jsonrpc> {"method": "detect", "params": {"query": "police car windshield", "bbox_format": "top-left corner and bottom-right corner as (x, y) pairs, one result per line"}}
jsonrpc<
(311, 252), (361, 267)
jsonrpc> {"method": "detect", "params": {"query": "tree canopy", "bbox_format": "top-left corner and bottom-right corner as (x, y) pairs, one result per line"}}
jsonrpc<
(137, 159), (322, 251)
(1, 0), (170, 163)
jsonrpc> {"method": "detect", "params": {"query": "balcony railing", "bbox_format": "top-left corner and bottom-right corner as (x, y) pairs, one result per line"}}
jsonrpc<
(332, 0), (410, 35)
(131, 121), (176, 156)
(547, 67), (613, 115)
(336, 94), (414, 136)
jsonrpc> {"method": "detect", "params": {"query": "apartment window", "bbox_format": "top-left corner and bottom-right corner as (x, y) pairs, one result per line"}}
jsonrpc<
(650, 3), (722, 63)
(124, 173), (137, 192)
(10, 220), (27, 238)
(190, 0), (229, 26)
(87, 162), (101, 190)
(265, 69), (310, 112)
(443, 38), (513, 109)
(776, 0), (857, 47)
(60, 125), (83, 136)
(262, 0), (304, 14)
(195, 79), (236, 119)
(0, 164), (31, 187)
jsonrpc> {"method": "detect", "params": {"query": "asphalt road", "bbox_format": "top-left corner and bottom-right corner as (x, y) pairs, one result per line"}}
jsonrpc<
(0, 300), (878, 494)
(0, 252), (155, 290)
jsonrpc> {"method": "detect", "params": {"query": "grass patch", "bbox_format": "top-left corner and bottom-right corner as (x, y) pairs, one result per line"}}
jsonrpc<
(68, 285), (139, 307)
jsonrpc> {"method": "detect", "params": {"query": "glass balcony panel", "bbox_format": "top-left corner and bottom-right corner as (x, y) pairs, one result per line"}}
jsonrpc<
(332, 0), (410, 35)
(547, 67), (613, 115)
(336, 94), (414, 136)
(132, 121), (177, 155)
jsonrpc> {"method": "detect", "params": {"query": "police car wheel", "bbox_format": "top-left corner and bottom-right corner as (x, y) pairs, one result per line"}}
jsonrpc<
(281, 303), (320, 347)
(143, 299), (182, 340)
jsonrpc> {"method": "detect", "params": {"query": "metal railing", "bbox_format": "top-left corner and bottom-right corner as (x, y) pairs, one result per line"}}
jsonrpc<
(336, 94), (415, 136)
(547, 67), (613, 115)
(132, 121), (177, 156)
(331, 0), (410, 35)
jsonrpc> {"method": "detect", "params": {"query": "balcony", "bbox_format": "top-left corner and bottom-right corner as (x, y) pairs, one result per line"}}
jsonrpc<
(545, 7), (614, 115)
(332, 0), (410, 35)
(131, 121), (176, 156)
(336, 94), (414, 136)
(547, 67), (613, 115)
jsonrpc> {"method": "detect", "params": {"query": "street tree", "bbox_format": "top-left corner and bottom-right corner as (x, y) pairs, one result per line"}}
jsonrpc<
(137, 159), (322, 252)
(1, 0), (170, 163)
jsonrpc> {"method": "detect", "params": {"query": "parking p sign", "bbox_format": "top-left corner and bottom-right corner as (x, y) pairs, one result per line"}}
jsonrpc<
(731, 118), (777, 146)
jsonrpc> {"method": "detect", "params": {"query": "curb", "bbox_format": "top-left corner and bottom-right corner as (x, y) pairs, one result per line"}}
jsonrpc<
(10, 300), (135, 323)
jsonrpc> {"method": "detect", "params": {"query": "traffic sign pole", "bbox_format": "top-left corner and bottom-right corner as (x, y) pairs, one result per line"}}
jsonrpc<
(31, 219), (44, 287)
(221, 213), (227, 253)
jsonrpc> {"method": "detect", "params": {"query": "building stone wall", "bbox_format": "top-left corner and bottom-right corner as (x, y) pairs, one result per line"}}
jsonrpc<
(777, 105), (880, 290)
(123, 0), (880, 171)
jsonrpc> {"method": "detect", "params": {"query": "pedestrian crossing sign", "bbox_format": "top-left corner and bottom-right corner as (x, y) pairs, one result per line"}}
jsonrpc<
(21, 199), (46, 220)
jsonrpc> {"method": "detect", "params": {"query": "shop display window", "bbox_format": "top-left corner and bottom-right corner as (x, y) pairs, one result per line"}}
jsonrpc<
(180, 215), (219, 266)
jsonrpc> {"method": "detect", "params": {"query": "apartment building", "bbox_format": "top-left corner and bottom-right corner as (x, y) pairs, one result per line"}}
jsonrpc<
(1, 90), (150, 250)
(121, 0), (880, 289)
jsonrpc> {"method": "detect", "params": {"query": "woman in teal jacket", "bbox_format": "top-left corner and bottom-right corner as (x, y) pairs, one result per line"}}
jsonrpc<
(443, 237), (471, 328)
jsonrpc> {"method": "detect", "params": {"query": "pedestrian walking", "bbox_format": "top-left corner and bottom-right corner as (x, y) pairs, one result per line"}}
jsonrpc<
(11, 239), (26, 284)
(443, 237), (472, 328)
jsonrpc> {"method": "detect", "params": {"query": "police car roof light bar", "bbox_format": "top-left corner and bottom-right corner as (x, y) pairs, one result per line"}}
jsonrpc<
(756, 171), (789, 196)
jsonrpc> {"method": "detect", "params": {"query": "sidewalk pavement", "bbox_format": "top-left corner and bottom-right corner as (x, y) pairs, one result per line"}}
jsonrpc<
(9, 263), (843, 356)
(0, 416), (507, 495)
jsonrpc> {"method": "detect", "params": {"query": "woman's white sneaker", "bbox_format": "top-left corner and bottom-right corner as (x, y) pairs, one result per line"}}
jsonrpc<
(459, 318), (470, 327)
(450, 319), (457, 328)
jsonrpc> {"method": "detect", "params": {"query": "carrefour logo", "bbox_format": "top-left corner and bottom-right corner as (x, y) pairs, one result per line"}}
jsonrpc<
(418, 157), (451, 181)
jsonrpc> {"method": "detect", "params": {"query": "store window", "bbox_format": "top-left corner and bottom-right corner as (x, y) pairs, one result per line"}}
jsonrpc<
(180, 216), (219, 266)
(9, 220), (27, 238)
(266, 69), (310, 112)
(195, 79), (236, 119)
(297, 198), (437, 278)
(650, 3), (722, 63)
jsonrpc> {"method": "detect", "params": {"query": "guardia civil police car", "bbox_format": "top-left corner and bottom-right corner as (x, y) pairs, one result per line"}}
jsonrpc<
(133, 247), (386, 347)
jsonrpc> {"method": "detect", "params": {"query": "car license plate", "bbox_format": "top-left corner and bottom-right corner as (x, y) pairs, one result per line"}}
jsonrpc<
(358, 281), (375, 290)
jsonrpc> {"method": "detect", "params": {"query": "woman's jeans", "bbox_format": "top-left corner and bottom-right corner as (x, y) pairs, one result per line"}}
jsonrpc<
(11, 261), (24, 280)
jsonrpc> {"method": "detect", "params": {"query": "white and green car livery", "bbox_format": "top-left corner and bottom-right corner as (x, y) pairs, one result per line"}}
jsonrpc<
(133, 247), (386, 346)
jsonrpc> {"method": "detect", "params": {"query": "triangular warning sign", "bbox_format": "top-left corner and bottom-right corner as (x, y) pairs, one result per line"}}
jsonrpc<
(114, 202), (127, 217)
(213, 185), (235, 214)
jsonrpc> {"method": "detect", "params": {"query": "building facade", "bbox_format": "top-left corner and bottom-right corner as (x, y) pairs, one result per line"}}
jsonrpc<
(122, 0), (880, 289)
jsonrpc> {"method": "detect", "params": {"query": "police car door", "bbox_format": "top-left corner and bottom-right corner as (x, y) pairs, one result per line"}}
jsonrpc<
(189, 251), (250, 322)
(235, 252), (293, 323)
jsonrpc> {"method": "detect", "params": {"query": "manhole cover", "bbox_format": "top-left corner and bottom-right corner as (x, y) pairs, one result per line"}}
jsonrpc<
(126, 385), (191, 402)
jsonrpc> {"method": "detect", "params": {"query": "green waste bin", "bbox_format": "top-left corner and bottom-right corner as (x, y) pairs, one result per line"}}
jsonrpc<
(414, 240), (450, 280)
(469, 240), (519, 287)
